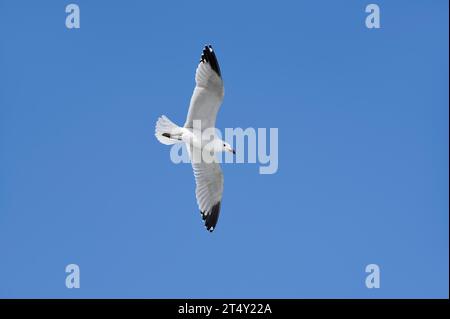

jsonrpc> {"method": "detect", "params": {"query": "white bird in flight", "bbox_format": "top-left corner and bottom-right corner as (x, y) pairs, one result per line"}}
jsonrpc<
(155, 45), (234, 232)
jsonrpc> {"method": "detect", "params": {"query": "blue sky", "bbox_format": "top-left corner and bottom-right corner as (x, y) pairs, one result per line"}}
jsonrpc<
(0, 0), (448, 298)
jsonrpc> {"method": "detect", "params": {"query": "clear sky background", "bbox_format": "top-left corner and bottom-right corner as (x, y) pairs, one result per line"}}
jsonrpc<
(0, 0), (448, 298)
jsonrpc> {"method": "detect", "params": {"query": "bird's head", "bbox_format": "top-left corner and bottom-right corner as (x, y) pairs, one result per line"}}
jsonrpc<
(221, 141), (235, 154)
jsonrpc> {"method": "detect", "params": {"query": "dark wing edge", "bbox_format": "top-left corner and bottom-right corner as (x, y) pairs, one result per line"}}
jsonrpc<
(201, 201), (221, 232)
(200, 45), (222, 78)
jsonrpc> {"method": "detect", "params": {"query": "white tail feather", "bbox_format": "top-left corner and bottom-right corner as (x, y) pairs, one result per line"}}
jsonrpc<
(155, 115), (183, 145)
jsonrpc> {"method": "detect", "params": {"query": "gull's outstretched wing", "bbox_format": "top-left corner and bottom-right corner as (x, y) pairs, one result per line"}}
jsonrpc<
(184, 45), (224, 130)
(192, 161), (224, 232)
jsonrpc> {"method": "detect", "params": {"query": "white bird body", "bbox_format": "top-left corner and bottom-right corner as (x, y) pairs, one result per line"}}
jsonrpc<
(155, 45), (233, 232)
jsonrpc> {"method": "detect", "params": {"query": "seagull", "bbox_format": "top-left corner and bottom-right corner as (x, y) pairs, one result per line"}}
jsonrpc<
(155, 45), (234, 232)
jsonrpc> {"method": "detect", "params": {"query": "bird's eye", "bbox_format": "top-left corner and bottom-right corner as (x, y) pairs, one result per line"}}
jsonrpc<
(223, 144), (226, 147)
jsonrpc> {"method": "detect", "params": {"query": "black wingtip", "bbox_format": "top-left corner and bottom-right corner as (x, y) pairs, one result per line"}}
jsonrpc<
(201, 201), (221, 232)
(200, 44), (222, 78)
